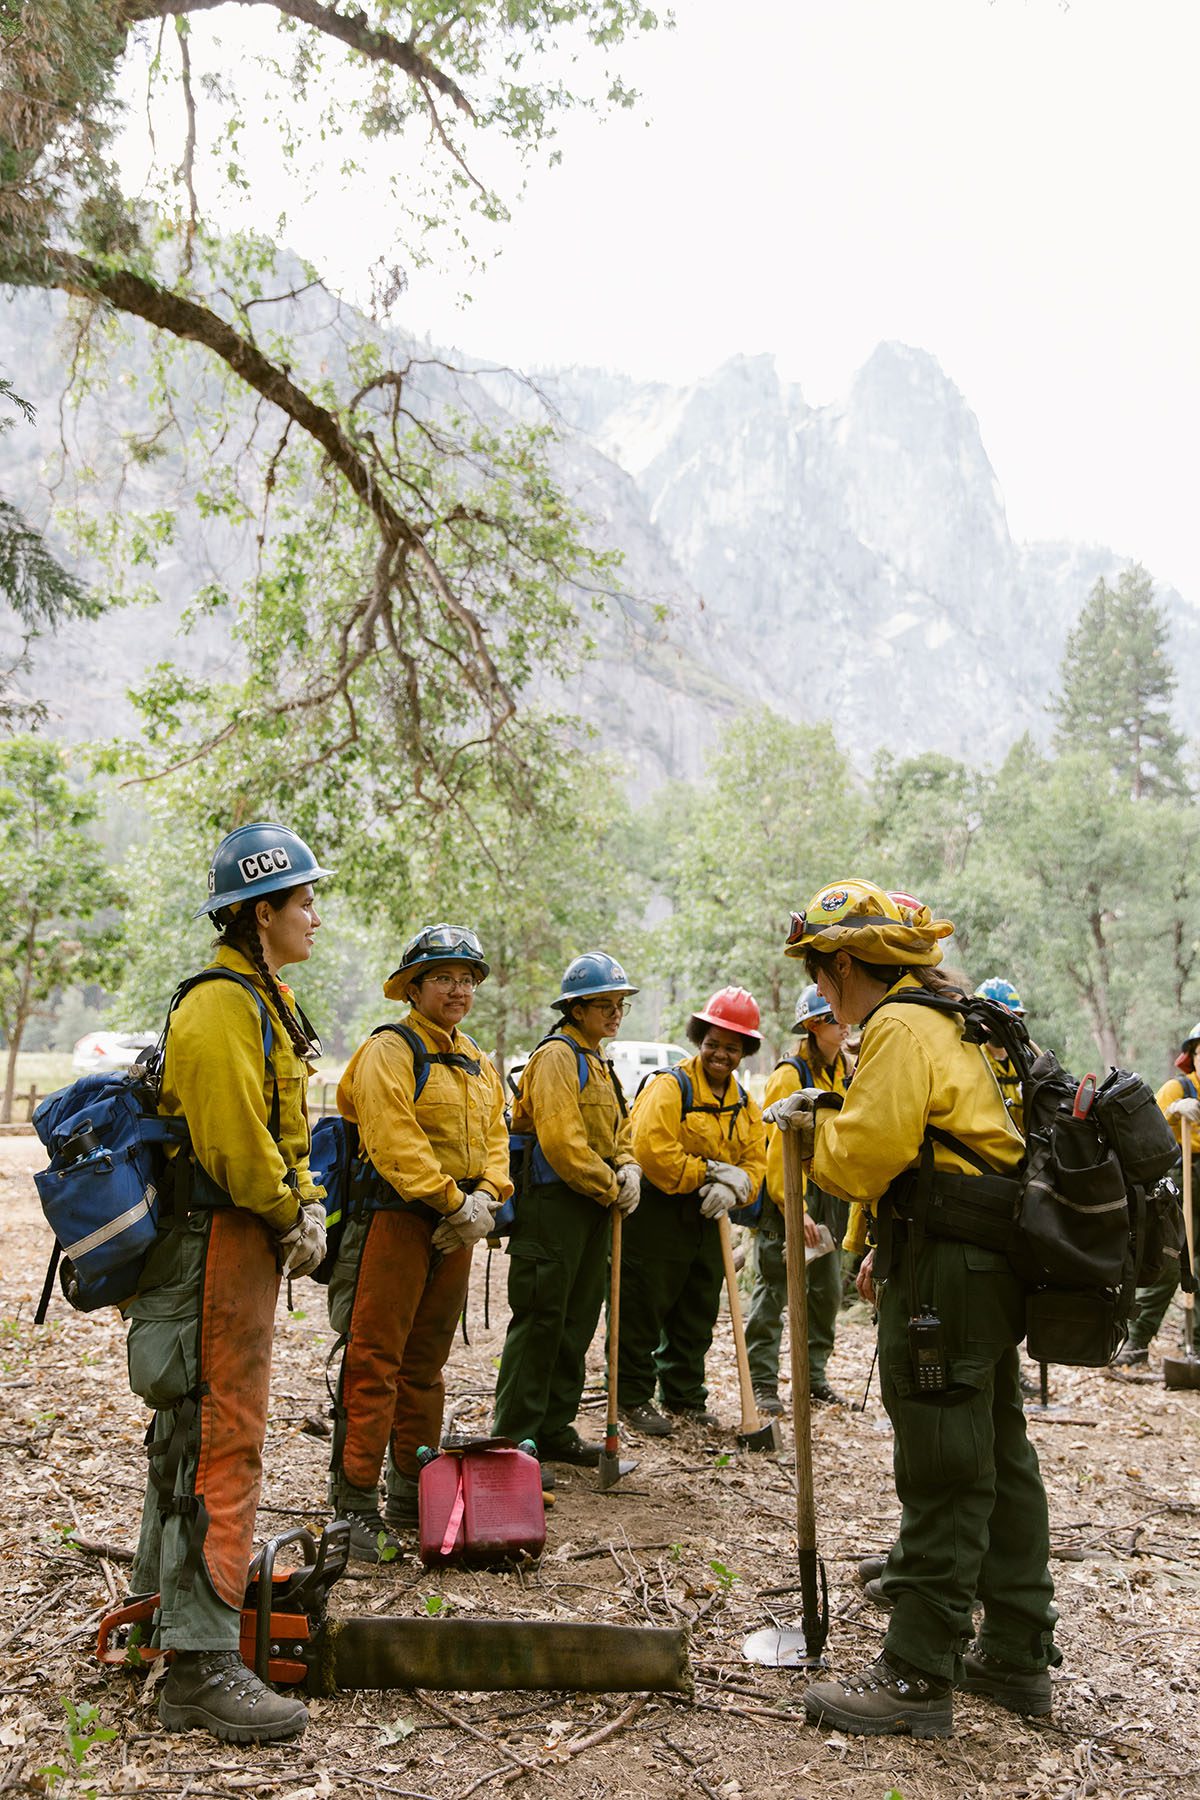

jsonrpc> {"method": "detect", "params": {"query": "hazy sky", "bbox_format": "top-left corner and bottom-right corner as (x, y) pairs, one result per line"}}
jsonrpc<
(120, 0), (1200, 599)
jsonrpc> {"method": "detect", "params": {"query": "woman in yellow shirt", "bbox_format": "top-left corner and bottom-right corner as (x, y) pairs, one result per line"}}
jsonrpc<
(130, 822), (332, 1745)
(618, 987), (767, 1436)
(329, 924), (512, 1557)
(770, 881), (1057, 1739)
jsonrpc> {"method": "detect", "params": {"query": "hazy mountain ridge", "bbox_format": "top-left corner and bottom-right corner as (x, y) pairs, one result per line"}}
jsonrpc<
(2, 287), (1193, 789)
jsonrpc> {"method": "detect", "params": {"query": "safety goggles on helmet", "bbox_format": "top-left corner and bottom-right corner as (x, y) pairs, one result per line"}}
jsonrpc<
(784, 878), (951, 969)
(385, 923), (490, 995)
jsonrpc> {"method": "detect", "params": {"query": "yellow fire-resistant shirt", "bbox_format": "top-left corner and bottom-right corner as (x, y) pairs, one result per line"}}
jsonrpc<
(630, 1054), (767, 1197)
(159, 944), (323, 1233)
(810, 974), (1024, 1256)
(986, 1044), (1024, 1134)
(337, 1007), (512, 1218)
(510, 1024), (636, 1206)
(762, 1045), (852, 1213)
(1157, 1075), (1200, 1156)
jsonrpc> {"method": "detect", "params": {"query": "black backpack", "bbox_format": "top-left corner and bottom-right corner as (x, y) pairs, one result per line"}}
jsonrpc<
(879, 990), (1190, 1367)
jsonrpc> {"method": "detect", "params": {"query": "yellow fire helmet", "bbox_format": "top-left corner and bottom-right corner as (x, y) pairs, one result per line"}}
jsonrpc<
(784, 878), (954, 968)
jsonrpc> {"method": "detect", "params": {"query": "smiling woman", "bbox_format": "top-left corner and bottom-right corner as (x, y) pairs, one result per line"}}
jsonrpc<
(126, 820), (333, 1745)
(616, 987), (767, 1439)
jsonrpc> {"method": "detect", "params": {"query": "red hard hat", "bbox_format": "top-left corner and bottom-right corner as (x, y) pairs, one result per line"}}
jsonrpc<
(691, 986), (762, 1042)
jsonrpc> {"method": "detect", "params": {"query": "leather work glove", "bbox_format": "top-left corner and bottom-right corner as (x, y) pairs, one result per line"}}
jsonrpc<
(763, 1086), (841, 1159)
(698, 1179), (739, 1220)
(276, 1204), (327, 1279)
(432, 1188), (500, 1252)
(705, 1159), (754, 1207)
(614, 1163), (642, 1215)
(1168, 1096), (1200, 1123)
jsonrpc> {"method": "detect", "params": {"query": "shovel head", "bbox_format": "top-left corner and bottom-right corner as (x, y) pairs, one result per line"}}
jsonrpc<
(742, 1625), (826, 1670)
(1163, 1352), (1200, 1390)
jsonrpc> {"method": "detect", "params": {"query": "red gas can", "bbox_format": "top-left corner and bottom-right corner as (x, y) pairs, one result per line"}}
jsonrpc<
(418, 1438), (546, 1568)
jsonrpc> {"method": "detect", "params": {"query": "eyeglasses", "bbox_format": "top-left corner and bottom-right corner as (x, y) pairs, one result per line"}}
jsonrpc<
(586, 998), (629, 1018)
(426, 973), (480, 992)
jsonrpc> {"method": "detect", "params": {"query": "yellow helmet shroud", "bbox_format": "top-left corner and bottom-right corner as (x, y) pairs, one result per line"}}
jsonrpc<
(784, 878), (954, 969)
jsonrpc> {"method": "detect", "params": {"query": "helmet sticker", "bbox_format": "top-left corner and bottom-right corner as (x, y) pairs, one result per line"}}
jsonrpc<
(238, 847), (293, 882)
(819, 888), (849, 912)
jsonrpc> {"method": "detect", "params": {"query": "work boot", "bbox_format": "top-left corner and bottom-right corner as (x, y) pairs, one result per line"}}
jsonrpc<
(753, 1388), (785, 1416)
(538, 1429), (602, 1467)
(619, 1401), (674, 1437)
(810, 1378), (848, 1406)
(538, 1462), (557, 1492)
(666, 1404), (720, 1427)
(1111, 1344), (1149, 1368)
(856, 1555), (887, 1586)
(158, 1650), (308, 1743)
(960, 1645), (1052, 1716)
(804, 1654), (953, 1738)
(342, 1508), (404, 1563)
(383, 1476), (420, 1532)
(863, 1578), (893, 1611)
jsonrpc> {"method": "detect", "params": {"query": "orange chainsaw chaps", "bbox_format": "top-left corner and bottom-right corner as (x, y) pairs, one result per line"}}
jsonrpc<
(195, 1209), (281, 1610)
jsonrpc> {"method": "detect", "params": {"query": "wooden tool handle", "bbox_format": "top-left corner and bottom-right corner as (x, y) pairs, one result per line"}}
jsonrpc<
(607, 1209), (622, 1433)
(1183, 1132), (1195, 1318)
(718, 1212), (760, 1433)
(781, 1134), (816, 1553)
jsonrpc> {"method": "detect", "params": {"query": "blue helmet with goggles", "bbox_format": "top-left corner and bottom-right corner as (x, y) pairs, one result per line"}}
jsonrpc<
(793, 983), (834, 1031)
(196, 822), (334, 920)
(975, 976), (1025, 1016)
(385, 924), (490, 996)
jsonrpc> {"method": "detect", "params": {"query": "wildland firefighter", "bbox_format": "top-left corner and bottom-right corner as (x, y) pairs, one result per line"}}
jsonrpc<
(1112, 1019), (1200, 1367)
(328, 926), (511, 1559)
(975, 977), (1027, 1130)
(770, 881), (1059, 1738)
(491, 953), (641, 1470)
(745, 982), (852, 1412)
(128, 823), (332, 1744)
(618, 987), (767, 1436)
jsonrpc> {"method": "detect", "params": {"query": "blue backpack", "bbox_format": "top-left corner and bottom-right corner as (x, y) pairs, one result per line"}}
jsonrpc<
(32, 970), (275, 1318)
(495, 1032), (626, 1237)
(309, 1022), (485, 1280)
(639, 1064), (762, 1224)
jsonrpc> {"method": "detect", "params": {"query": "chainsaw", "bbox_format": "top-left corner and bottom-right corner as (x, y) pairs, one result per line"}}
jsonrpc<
(97, 1522), (691, 1695)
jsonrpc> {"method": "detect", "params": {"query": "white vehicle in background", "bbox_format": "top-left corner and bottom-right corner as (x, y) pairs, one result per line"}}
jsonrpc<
(72, 1031), (157, 1074)
(502, 1038), (689, 1099)
(606, 1039), (690, 1100)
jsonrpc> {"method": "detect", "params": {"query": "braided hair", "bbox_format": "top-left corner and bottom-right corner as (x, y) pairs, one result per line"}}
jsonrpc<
(217, 891), (318, 1060)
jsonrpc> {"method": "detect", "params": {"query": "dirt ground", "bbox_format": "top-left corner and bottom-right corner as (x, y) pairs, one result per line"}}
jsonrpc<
(1, 1134), (1198, 1800)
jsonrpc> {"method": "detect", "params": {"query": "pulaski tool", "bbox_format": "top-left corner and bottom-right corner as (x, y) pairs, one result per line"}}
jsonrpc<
(98, 1523), (691, 1695)
(718, 1213), (781, 1453)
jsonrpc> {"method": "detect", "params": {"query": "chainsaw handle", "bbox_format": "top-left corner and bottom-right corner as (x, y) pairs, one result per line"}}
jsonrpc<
(96, 1595), (158, 1666)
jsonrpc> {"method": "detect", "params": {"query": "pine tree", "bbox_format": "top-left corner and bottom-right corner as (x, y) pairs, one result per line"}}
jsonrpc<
(1052, 565), (1186, 800)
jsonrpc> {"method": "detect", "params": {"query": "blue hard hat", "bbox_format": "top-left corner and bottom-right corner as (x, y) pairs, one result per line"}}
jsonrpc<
(385, 923), (490, 994)
(793, 983), (834, 1031)
(196, 822), (334, 919)
(551, 951), (638, 1013)
(975, 976), (1025, 1016)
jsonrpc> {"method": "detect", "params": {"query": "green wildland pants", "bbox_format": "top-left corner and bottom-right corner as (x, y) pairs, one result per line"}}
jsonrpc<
(617, 1182), (724, 1412)
(744, 1185), (848, 1391)
(1126, 1252), (1182, 1350)
(492, 1178), (610, 1449)
(876, 1230), (1060, 1686)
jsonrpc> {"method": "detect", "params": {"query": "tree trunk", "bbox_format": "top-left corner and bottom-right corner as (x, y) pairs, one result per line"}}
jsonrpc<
(2, 918), (39, 1123)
